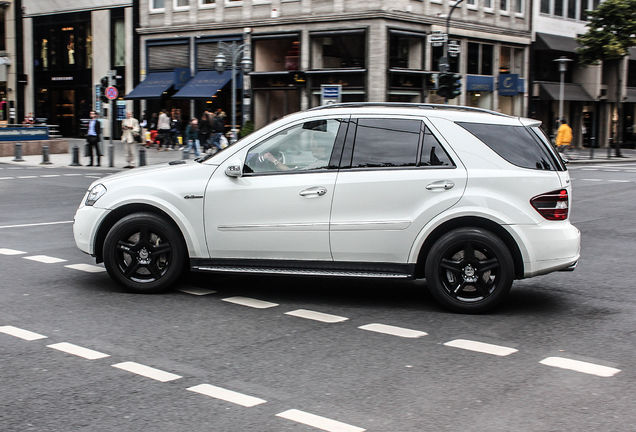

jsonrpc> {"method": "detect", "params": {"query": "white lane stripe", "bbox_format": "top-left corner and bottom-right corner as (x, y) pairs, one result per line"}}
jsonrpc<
(0, 248), (27, 255)
(23, 255), (67, 264)
(17, 176), (37, 179)
(285, 309), (348, 323)
(444, 339), (518, 356)
(65, 263), (107, 273)
(222, 296), (279, 309)
(581, 168), (598, 170)
(0, 221), (73, 229)
(111, 361), (182, 382)
(540, 357), (621, 377)
(0, 177), (15, 180)
(187, 384), (267, 407)
(48, 342), (110, 360)
(85, 176), (102, 179)
(359, 323), (427, 338)
(277, 409), (366, 432)
(178, 287), (217, 296)
(40, 174), (61, 177)
(0, 326), (47, 340)
(581, 178), (602, 181)
(609, 180), (630, 183)
(63, 173), (83, 176)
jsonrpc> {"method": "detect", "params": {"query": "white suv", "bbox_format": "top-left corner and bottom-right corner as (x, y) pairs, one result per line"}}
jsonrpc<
(73, 104), (580, 313)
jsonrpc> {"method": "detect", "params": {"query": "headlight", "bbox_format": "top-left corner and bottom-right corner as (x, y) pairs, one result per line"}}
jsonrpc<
(85, 184), (107, 206)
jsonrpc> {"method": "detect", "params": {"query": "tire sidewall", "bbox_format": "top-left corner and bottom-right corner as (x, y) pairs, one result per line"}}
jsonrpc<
(103, 212), (186, 293)
(425, 227), (514, 313)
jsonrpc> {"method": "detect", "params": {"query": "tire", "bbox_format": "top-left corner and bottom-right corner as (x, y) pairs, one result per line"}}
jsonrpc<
(103, 212), (186, 294)
(425, 227), (514, 313)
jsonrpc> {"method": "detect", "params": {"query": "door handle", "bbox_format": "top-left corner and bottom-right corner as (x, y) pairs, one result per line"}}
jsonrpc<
(426, 181), (455, 190)
(300, 187), (328, 197)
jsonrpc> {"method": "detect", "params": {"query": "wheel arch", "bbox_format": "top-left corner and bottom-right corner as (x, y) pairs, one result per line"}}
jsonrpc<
(93, 204), (187, 264)
(414, 216), (524, 280)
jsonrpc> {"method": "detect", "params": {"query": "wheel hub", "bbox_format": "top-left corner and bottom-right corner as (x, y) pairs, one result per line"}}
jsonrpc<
(462, 264), (478, 283)
(137, 247), (151, 265)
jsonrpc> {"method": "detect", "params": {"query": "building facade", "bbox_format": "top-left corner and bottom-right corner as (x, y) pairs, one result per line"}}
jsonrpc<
(22, 0), (135, 137)
(134, 0), (532, 131)
(1, 0), (23, 126)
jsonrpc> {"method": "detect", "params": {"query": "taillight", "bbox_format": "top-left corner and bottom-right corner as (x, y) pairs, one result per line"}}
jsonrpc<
(531, 189), (569, 220)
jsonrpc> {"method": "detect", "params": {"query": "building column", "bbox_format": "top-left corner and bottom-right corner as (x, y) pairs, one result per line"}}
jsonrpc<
(92, 9), (110, 133)
(125, 7), (134, 111)
(367, 22), (387, 102)
(22, 16), (34, 117)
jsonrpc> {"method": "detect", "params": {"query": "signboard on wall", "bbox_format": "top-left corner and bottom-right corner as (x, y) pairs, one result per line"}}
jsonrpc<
(321, 84), (342, 105)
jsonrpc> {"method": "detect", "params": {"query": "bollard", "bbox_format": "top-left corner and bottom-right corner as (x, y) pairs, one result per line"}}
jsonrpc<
(70, 145), (81, 166)
(108, 144), (115, 168)
(139, 147), (147, 167)
(607, 137), (612, 158)
(13, 142), (25, 162)
(589, 137), (595, 160)
(40, 145), (52, 165)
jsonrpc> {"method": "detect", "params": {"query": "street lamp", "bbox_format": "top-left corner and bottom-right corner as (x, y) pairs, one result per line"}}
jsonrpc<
(553, 56), (572, 126)
(214, 41), (253, 144)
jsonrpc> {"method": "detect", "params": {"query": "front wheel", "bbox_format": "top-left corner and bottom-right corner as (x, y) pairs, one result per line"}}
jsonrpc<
(425, 227), (514, 313)
(103, 212), (186, 293)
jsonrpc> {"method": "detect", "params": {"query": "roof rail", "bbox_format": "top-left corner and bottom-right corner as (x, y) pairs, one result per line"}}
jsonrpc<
(308, 102), (511, 117)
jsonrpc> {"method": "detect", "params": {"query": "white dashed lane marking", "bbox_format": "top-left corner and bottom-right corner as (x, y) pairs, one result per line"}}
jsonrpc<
(65, 263), (106, 273)
(17, 176), (37, 179)
(0, 177), (15, 180)
(285, 309), (349, 323)
(112, 361), (182, 382)
(358, 323), (427, 339)
(187, 384), (267, 407)
(222, 296), (279, 309)
(444, 339), (518, 356)
(48, 342), (110, 360)
(23, 255), (67, 264)
(40, 174), (61, 177)
(277, 409), (366, 432)
(0, 221), (73, 229)
(540, 357), (621, 377)
(178, 287), (217, 296)
(0, 248), (27, 255)
(0, 326), (47, 341)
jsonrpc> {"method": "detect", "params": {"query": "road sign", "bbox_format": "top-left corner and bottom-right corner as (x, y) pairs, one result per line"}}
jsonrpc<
(105, 86), (118, 100)
(321, 84), (342, 105)
(427, 32), (448, 46)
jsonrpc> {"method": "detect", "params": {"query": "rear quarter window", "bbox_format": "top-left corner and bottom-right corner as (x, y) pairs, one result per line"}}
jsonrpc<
(457, 122), (557, 170)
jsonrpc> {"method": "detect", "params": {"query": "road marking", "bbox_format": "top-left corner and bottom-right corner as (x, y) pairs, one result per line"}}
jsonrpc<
(0, 326), (47, 341)
(276, 409), (366, 432)
(609, 180), (630, 183)
(65, 263), (107, 273)
(581, 168), (598, 171)
(444, 339), (518, 356)
(112, 361), (182, 382)
(222, 296), (279, 309)
(63, 173), (83, 176)
(23, 255), (67, 264)
(358, 323), (427, 338)
(603, 169), (619, 172)
(17, 175), (38, 179)
(0, 221), (73, 229)
(187, 384), (267, 407)
(0, 177), (15, 180)
(581, 178), (602, 181)
(0, 248), (27, 255)
(540, 357), (621, 377)
(40, 174), (61, 177)
(178, 287), (217, 296)
(285, 309), (348, 323)
(85, 176), (102, 179)
(48, 342), (110, 360)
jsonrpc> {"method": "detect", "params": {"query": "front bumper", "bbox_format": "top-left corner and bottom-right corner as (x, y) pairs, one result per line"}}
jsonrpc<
(73, 205), (110, 256)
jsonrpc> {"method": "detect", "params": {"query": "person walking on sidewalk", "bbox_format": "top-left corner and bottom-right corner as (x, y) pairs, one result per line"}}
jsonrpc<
(157, 109), (171, 151)
(121, 111), (140, 169)
(556, 118), (573, 153)
(86, 110), (101, 166)
(183, 117), (201, 157)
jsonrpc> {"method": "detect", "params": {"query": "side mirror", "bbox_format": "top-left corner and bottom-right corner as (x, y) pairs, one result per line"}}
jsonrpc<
(225, 159), (243, 178)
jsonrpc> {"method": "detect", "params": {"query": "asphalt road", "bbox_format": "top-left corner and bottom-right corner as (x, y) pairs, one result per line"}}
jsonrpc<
(1, 162), (636, 431)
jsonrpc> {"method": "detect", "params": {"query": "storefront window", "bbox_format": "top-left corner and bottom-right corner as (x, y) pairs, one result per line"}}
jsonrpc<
(467, 42), (493, 75)
(253, 37), (300, 72)
(114, 19), (125, 67)
(311, 32), (365, 69)
(389, 34), (425, 70)
(34, 21), (91, 71)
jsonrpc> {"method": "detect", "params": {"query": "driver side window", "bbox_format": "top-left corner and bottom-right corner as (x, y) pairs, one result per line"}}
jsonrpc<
(244, 119), (340, 174)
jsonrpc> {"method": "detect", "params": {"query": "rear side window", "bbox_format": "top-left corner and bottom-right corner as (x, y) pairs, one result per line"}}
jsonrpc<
(421, 127), (453, 166)
(457, 122), (556, 170)
(351, 119), (421, 168)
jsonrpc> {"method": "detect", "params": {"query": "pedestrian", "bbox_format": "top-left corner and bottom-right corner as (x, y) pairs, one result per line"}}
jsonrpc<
(121, 111), (140, 168)
(556, 118), (573, 153)
(183, 117), (201, 157)
(148, 112), (158, 147)
(170, 110), (183, 150)
(211, 112), (225, 150)
(157, 109), (170, 151)
(85, 110), (101, 166)
(199, 111), (212, 152)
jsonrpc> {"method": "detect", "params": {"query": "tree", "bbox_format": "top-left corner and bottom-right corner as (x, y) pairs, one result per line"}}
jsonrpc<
(576, 0), (636, 156)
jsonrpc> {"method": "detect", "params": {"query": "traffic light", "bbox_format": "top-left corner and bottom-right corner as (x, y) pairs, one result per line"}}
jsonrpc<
(449, 73), (462, 99)
(437, 72), (451, 99)
(100, 76), (109, 103)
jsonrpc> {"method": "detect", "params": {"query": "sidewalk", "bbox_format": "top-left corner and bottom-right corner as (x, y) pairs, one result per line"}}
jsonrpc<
(2, 138), (636, 168)
(0, 138), (197, 170)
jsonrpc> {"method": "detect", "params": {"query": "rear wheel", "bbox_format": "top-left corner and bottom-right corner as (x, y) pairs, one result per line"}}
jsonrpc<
(425, 227), (513, 313)
(103, 212), (186, 293)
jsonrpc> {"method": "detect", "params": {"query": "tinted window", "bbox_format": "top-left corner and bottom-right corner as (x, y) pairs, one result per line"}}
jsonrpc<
(351, 119), (421, 168)
(457, 122), (556, 170)
(421, 126), (454, 166)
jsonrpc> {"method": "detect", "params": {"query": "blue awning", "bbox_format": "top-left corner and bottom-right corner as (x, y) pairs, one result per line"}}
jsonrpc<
(124, 72), (175, 100)
(172, 70), (239, 99)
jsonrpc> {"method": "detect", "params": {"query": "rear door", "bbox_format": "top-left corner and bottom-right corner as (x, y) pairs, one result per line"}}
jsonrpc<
(329, 116), (468, 263)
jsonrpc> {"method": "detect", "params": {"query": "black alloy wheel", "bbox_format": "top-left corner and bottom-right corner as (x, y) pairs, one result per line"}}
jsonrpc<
(425, 227), (514, 313)
(103, 212), (186, 293)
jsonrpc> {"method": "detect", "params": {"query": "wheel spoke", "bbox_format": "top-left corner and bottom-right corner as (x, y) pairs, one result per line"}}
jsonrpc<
(473, 278), (492, 298)
(464, 242), (476, 261)
(138, 227), (151, 244)
(440, 258), (462, 273)
(152, 243), (171, 256)
(124, 261), (141, 278)
(116, 240), (137, 252)
(478, 258), (500, 273)
(147, 261), (164, 279)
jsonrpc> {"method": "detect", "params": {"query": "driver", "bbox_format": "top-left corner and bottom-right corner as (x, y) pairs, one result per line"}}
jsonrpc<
(264, 135), (332, 171)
